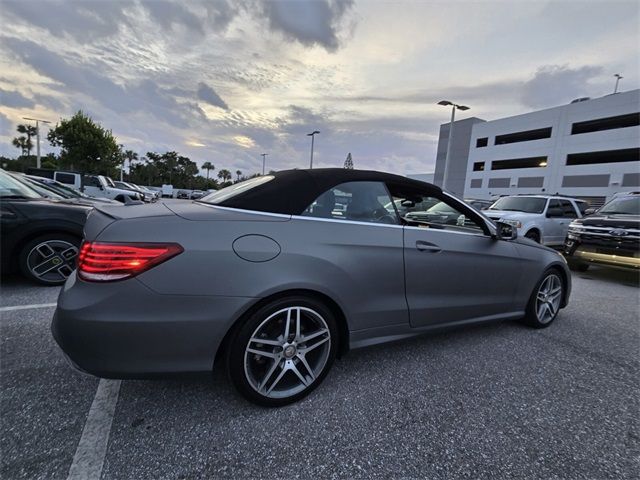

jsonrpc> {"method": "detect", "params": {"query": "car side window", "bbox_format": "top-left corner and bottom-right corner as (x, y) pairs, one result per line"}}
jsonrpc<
(391, 191), (485, 234)
(560, 200), (578, 218)
(84, 176), (101, 187)
(301, 181), (398, 225)
(576, 201), (589, 215)
(56, 173), (76, 185)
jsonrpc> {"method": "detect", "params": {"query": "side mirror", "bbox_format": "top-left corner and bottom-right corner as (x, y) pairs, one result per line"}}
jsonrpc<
(495, 221), (517, 240)
(546, 207), (563, 218)
(584, 207), (596, 215)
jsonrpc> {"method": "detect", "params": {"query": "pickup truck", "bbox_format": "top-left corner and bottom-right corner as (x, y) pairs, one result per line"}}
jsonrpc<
(27, 169), (142, 203)
(564, 192), (639, 271)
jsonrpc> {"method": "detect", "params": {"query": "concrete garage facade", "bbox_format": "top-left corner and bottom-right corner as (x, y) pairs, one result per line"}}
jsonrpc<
(435, 89), (640, 206)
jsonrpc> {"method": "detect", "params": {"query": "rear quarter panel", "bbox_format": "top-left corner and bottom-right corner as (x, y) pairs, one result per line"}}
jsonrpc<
(94, 209), (408, 331)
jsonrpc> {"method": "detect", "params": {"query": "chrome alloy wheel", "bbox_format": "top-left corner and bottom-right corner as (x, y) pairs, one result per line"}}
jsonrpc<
(535, 274), (562, 324)
(244, 306), (331, 399)
(26, 240), (78, 284)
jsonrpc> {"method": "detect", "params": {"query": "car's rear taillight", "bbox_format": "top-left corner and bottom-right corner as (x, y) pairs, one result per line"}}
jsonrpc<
(77, 242), (183, 282)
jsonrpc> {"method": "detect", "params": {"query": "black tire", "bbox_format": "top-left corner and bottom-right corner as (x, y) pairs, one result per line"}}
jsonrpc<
(19, 233), (81, 286)
(226, 296), (338, 407)
(525, 230), (541, 243)
(520, 268), (564, 329)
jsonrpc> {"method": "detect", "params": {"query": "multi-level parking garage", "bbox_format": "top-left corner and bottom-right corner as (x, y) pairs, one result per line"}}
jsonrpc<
(433, 89), (640, 207)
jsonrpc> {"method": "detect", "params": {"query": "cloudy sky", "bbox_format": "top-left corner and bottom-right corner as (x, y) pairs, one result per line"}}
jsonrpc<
(1, 0), (638, 176)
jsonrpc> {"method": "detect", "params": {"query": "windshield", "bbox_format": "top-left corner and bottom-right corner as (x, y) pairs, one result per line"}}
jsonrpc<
(426, 202), (457, 214)
(199, 176), (274, 205)
(19, 176), (66, 200)
(105, 177), (116, 187)
(47, 181), (84, 198)
(489, 196), (547, 214)
(0, 170), (42, 199)
(598, 197), (640, 215)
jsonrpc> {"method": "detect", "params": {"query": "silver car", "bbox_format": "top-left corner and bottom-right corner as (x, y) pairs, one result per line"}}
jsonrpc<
(53, 169), (571, 406)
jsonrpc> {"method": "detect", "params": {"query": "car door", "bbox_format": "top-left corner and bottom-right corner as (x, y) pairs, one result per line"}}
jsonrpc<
(82, 175), (103, 198)
(558, 200), (579, 243)
(399, 192), (522, 328)
(292, 180), (408, 331)
(544, 199), (574, 245)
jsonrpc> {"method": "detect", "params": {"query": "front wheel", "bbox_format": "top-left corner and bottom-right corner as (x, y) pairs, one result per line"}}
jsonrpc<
(520, 269), (564, 328)
(227, 296), (338, 407)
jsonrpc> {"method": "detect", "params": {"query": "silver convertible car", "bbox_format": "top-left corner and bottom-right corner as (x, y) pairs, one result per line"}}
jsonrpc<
(53, 169), (571, 406)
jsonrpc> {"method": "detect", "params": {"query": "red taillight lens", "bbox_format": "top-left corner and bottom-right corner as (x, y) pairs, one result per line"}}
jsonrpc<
(77, 242), (184, 282)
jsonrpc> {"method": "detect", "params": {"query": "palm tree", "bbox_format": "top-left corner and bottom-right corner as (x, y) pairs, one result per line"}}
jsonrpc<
(202, 161), (215, 180)
(235, 170), (242, 182)
(217, 169), (232, 183)
(16, 124), (37, 156)
(12, 136), (31, 155)
(123, 150), (138, 180)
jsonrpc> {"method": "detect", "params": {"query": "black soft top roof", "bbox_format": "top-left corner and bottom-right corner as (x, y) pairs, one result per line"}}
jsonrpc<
(216, 168), (441, 215)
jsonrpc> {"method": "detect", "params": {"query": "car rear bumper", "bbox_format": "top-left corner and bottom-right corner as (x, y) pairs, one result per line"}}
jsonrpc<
(51, 272), (255, 378)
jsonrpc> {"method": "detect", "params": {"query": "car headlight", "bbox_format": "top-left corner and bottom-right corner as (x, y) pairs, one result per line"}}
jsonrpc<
(500, 218), (522, 229)
(568, 221), (583, 231)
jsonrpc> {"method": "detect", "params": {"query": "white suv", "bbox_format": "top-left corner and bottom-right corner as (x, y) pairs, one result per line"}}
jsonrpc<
(484, 195), (589, 246)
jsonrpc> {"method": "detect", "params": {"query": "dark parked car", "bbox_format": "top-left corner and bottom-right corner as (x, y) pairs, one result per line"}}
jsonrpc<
(177, 190), (190, 199)
(1, 170), (90, 285)
(564, 192), (639, 271)
(53, 169), (570, 406)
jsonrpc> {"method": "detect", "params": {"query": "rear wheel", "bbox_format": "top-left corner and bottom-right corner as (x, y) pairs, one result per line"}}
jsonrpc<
(227, 296), (337, 407)
(520, 269), (564, 328)
(19, 233), (80, 285)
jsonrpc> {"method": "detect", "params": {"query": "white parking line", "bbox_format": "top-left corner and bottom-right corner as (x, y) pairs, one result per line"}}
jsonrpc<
(67, 379), (122, 480)
(0, 303), (57, 312)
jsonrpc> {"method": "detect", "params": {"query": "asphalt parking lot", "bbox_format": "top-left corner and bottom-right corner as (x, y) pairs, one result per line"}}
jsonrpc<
(1, 267), (639, 479)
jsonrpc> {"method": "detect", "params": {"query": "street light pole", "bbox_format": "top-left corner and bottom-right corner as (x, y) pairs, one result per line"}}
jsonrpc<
(307, 130), (320, 169)
(437, 101), (470, 192)
(613, 73), (623, 94)
(261, 153), (268, 175)
(23, 117), (51, 169)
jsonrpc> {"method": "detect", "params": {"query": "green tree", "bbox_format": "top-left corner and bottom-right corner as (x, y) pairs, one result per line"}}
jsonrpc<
(47, 110), (120, 175)
(139, 151), (200, 188)
(235, 170), (242, 182)
(217, 168), (232, 184)
(202, 161), (215, 180)
(12, 136), (32, 156)
(14, 124), (37, 156)
(123, 150), (138, 180)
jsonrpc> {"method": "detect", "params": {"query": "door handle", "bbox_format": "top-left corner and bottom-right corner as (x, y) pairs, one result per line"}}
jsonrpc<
(416, 240), (441, 252)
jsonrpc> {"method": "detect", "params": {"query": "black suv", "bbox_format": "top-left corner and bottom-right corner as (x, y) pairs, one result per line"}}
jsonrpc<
(564, 192), (640, 271)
